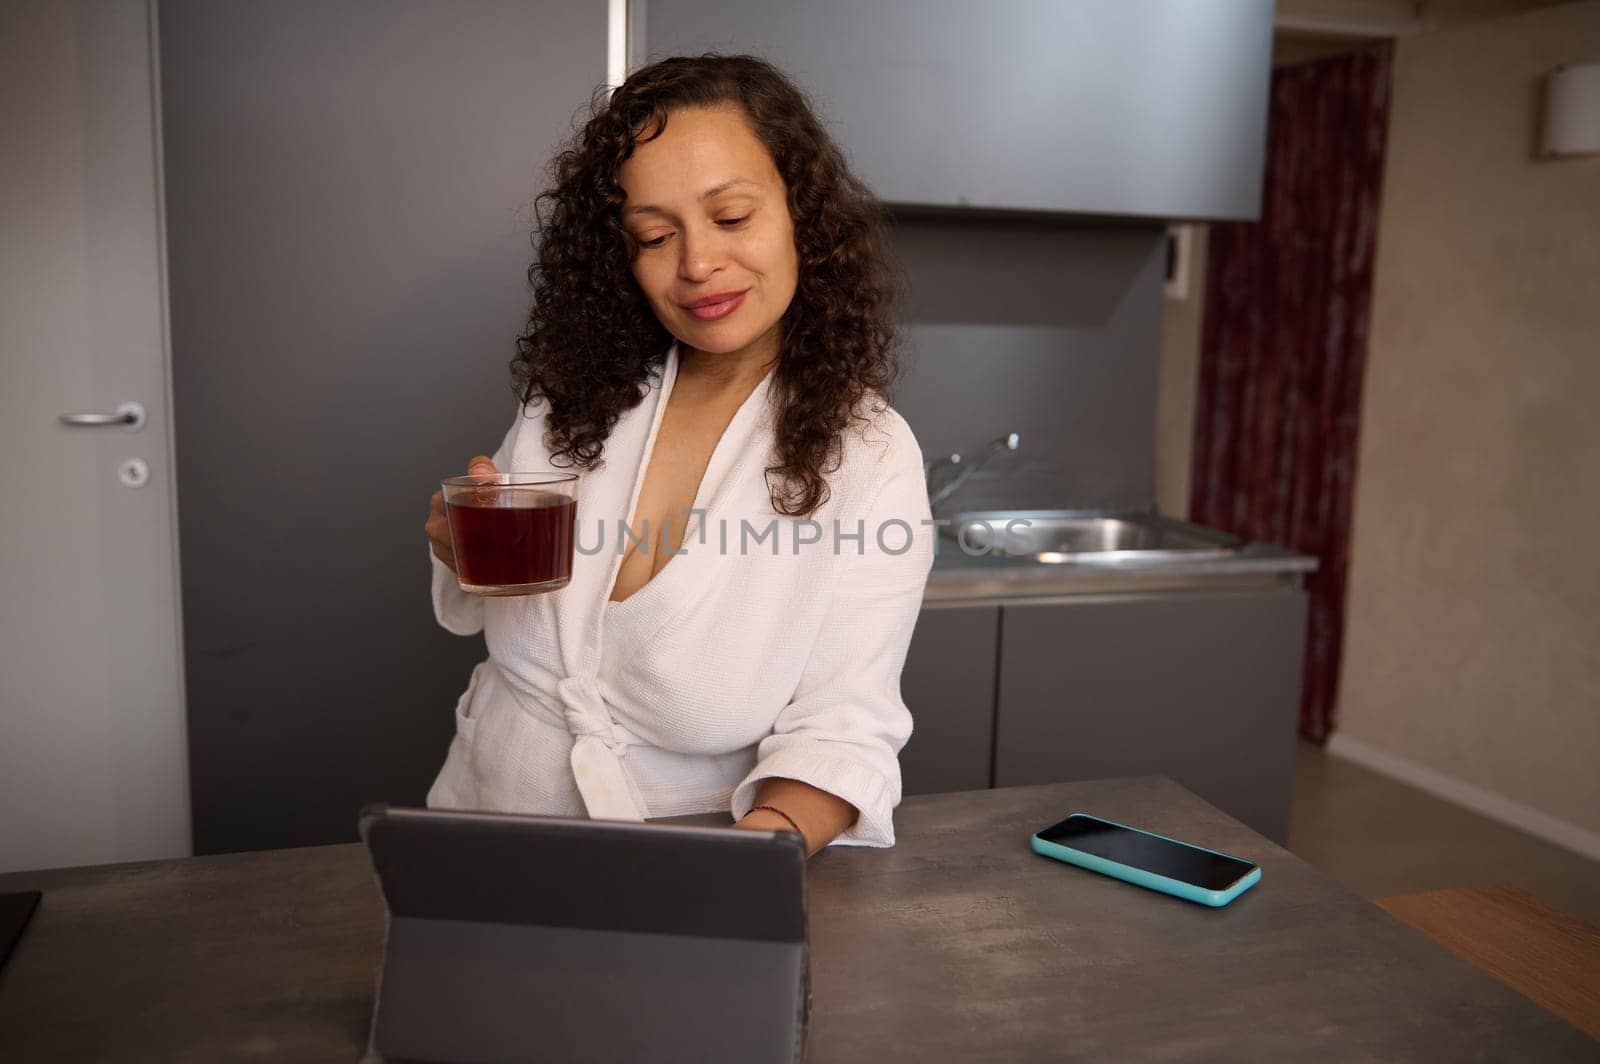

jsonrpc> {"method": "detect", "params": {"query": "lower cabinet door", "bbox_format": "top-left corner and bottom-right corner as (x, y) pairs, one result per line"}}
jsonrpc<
(899, 604), (999, 796)
(994, 590), (1307, 842)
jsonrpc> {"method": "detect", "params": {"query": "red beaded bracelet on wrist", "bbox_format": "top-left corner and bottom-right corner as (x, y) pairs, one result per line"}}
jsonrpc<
(750, 804), (803, 837)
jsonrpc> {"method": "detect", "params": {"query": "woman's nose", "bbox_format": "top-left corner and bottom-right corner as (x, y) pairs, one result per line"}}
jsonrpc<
(677, 225), (723, 283)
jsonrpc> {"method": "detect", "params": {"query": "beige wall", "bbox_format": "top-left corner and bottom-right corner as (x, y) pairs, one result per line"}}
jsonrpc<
(1272, 2), (1583, 64)
(1337, 2), (1600, 833)
(1154, 1), (1600, 836)
(1275, 0), (1579, 31)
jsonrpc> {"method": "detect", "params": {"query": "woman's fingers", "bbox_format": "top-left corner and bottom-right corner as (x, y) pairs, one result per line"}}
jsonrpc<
(431, 457), (496, 571)
(466, 454), (500, 504)
(430, 539), (455, 570)
(426, 489), (457, 572)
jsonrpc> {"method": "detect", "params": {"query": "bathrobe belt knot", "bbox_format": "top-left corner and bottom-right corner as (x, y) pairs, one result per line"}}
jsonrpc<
(551, 674), (648, 822)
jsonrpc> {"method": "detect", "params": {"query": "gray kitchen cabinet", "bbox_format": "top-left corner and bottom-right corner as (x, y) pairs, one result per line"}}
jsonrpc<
(637, 0), (1274, 220)
(900, 604), (1000, 796)
(993, 590), (1307, 842)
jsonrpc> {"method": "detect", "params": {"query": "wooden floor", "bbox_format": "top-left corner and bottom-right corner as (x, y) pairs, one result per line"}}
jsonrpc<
(1291, 741), (1600, 1042)
(1378, 884), (1600, 1041)
(1289, 740), (1600, 925)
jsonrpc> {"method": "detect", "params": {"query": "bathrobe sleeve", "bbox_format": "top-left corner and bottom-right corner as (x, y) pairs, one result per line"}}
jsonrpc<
(429, 410), (528, 636)
(730, 424), (935, 848)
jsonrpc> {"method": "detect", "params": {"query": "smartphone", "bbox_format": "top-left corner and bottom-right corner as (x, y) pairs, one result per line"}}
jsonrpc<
(1031, 813), (1261, 908)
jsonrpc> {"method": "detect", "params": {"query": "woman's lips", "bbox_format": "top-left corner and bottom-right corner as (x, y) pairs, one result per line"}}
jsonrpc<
(683, 290), (747, 321)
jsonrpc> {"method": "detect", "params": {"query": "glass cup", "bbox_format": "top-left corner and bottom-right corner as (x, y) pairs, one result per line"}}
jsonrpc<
(440, 472), (579, 595)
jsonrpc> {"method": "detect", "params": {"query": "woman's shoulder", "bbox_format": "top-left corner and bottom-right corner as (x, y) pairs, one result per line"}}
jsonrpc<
(835, 391), (925, 492)
(496, 396), (555, 466)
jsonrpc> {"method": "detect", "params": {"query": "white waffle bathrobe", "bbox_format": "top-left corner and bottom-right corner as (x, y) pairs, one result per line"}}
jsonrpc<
(426, 344), (935, 847)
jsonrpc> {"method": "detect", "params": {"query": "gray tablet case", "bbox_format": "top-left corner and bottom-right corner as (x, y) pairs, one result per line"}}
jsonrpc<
(359, 805), (810, 1064)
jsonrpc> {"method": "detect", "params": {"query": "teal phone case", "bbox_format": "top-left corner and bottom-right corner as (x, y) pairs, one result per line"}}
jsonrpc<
(1030, 814), (1261, 908)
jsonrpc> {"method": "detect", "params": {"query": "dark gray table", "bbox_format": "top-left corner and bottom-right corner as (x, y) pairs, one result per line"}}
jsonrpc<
(0, 777), (1593, 1061)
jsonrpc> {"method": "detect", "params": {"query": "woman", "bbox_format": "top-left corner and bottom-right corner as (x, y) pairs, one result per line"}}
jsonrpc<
(423, 55), (933, 856)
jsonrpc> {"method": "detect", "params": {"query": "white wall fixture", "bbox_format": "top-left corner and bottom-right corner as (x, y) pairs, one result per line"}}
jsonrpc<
(607, 0), (627, 91)
(1164, 225), (1196, 302)
(1541, 61), (1600, 158)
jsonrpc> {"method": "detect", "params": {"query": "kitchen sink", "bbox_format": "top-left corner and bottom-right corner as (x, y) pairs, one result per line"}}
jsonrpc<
(940, 510), (1242, 564)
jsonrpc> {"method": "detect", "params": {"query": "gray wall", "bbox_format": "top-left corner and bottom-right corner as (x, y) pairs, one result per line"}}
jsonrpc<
(891, 216), (1166, 513)
(161, 0), (606, 853)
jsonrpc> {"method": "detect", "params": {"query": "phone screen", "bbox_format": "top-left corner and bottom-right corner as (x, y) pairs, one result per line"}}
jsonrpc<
(1036, 815), (1255, 891)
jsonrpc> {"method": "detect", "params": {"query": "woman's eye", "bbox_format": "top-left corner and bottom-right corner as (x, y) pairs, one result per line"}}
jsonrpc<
(716, 215), (751, 228)
(637, 233), (671, 249)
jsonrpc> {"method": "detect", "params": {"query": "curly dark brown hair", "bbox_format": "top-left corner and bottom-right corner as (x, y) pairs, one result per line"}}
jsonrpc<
(511, 54), (902, 517)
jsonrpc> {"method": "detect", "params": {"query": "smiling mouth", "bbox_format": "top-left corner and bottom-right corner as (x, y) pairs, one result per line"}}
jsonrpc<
(683, 290), (747, 321)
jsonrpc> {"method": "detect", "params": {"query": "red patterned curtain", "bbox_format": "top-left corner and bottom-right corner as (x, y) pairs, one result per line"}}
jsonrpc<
(1190, 46), (1393, 743)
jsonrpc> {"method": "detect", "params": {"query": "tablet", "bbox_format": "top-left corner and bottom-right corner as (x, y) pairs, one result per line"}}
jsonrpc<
(0, 891), (41, 971)
(359, 804), (809, 1064)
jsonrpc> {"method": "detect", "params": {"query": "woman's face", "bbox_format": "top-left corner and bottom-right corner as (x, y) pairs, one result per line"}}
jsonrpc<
(618, 104), (799, 367)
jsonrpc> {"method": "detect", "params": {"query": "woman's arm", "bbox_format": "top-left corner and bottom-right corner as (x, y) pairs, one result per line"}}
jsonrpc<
(726, 416), (935, 854)
(733, 777), (859, 857)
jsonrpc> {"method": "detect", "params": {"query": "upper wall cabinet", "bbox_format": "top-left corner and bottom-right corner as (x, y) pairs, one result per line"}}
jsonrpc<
(635, 0), (1274, 221)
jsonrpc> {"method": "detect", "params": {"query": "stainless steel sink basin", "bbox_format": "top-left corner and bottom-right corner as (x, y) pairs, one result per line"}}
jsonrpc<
(940, 510), (1242, 564)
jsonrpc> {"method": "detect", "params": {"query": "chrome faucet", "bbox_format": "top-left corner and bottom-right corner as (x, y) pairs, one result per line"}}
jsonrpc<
(927, 432), (1020, 512)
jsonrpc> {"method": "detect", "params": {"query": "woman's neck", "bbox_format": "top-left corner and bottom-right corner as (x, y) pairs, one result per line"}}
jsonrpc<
(676, 337), (778, 402)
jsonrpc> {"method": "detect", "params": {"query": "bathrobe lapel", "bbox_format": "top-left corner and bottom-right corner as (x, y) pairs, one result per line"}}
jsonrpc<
(550, 342), (779, 676)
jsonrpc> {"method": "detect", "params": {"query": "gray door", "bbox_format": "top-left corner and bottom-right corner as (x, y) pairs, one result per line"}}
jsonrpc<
(159, 0), (606, 853)
(1, 0), (190, 873)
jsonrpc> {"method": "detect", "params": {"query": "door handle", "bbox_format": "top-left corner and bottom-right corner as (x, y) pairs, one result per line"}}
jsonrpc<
(59, 401), (145, 431)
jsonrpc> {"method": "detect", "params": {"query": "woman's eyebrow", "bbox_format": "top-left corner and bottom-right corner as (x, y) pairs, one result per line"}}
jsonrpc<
(624, 178), (761, 218)
(700, 178), (759, 199)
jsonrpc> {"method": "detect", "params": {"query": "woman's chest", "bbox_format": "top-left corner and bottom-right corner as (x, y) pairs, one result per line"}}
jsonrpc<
(600, 545), (842, 750)
(610, 398), (740, 602)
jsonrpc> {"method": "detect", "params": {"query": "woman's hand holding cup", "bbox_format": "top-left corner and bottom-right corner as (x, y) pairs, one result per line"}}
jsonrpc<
(427, 455), (498, 573)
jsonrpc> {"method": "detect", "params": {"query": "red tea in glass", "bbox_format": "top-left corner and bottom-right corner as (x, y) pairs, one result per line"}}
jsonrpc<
(441, 473), (578, 595)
